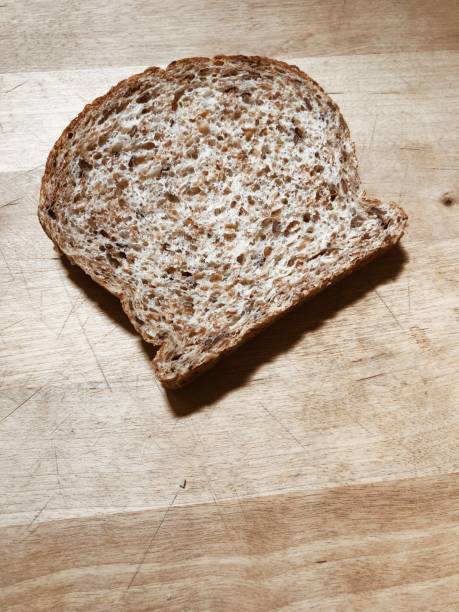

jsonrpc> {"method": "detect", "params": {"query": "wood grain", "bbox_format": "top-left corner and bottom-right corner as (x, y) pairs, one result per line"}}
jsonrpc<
(1, 1), (458, 610)
(1, 475), (458, 611)
(1, 1), (458, 74)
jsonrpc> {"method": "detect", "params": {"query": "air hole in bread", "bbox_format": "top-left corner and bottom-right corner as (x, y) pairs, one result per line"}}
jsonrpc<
(107, 253), (120, 268)
(79, 158), (93, 172)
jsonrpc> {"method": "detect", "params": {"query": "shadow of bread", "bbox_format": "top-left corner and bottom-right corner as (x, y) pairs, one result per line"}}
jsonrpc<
(60, 244), (407, 414)
(165, 243), (408, 415)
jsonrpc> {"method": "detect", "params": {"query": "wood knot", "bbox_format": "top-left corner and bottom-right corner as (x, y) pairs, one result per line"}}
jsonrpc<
(440, 192), (455, 207)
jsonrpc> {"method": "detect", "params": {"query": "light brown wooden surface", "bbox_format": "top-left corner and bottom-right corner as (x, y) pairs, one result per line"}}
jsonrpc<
(1, 1), (458, 610)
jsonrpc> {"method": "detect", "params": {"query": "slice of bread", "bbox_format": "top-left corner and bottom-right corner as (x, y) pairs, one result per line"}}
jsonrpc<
(39, 55), (407, 388)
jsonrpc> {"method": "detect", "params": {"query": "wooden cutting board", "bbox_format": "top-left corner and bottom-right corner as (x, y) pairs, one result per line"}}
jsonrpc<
(1, 1), (458, 610)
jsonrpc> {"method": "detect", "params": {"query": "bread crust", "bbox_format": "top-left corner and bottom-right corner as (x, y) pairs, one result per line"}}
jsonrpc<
(38, 55), (407, 388)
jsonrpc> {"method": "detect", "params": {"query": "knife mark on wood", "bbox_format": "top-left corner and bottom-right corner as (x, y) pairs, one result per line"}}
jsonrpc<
(127, 491), (179, 590)
(0, 246), (14, 280)
(0, 197), (21, 210)
(407, 279), (411, 314)
(57, 297), (83, 338)
(0, 319), (24, 333)
(78, 318), (112, 391)
(373, 287), (404, 331)
(19, 266), (33, 300)
(20, 497), (53, 541)
(0, 386), (43, 425)
(367, 116), (378, 152)
(54, 444), (62, 490)
(260, 401), (307, 451)
(356, 372), (385, 382)
(2, 81), (27, 94)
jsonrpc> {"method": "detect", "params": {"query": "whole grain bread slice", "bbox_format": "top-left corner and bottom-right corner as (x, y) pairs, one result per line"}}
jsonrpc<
(39, 55), (407, 388)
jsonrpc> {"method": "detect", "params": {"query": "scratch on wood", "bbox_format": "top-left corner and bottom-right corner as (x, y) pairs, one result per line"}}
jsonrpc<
(230, 483), (249, 523)
(23, 458), (43, 485)
(19, 266), (33, 300)
(407, 280), (411, 315)
(127, 491), (178, 590)
(0, 319), (24, 333)
(187, 419), (238, 544)
(367, 116), (378, 152)
(57, 297), (83, 338)
(20, 497), (52, 540)
(335, 0), (347, 35)
(0, 197), (21, 210)
(82, 431), (106, 454)
(373, 287), (404, 331)
(398, 162), (409, 203)
(420, 166), (457, 171)
(286, 353), (302, 379)
(78, 318), (112, 391)
(0, 386), (43, 424)
(356, 372), (385, 382)
(260, 401), (307, 451)
(208, 488), (234, 537)
(0, 245), (14, 280)
(54, 446), (60, 477)
(346, 409), (375, 436)
(2, 80), (27, 94)
(92, 324), (117, 347)
(54, 443), (64, 495)
(25, 163), (45, 174)
(51, 412), (72, 434)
